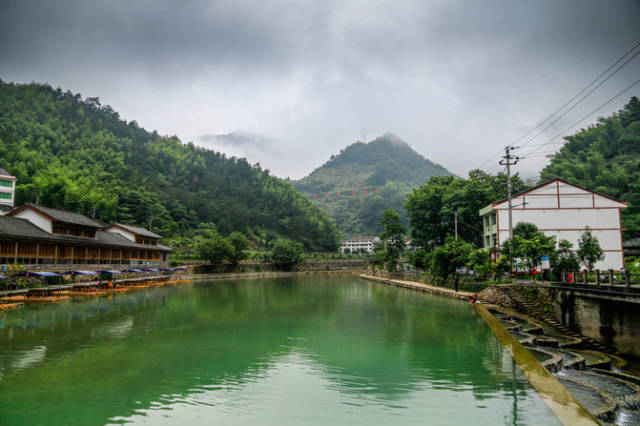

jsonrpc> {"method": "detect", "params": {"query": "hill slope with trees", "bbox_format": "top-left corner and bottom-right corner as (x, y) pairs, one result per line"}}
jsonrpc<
(294, 133), (450, 235)
(0, 80), (339, 250)
(539, 96), (640, 239)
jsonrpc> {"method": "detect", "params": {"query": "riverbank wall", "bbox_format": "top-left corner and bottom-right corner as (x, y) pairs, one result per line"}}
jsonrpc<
(358, 274), (474, 301)
(194, 259), (365, 274)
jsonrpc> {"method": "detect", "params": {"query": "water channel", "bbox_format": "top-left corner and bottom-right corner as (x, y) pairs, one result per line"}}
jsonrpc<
(0, 276), (560, 425)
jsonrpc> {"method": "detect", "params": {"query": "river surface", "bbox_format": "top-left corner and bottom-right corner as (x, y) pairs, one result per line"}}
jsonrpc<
(0, 276), (559, 425)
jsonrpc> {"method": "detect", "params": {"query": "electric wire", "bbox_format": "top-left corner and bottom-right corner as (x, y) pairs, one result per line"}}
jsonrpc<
(477, 41), (640, 172)
(519, 76), (640, 158)
(516, 43), (640, 151)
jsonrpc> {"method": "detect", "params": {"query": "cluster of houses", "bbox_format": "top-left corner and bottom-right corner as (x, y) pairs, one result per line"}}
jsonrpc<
(340, 179), (629, 271)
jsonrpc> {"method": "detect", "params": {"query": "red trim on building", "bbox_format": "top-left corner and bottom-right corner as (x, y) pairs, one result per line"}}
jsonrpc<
(7, 205), (55, 222)
(619, 209), (624, 257)
(496, 210), (500, 246)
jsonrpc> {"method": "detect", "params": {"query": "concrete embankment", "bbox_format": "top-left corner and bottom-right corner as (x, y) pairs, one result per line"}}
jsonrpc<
(359, 274), (474, 301)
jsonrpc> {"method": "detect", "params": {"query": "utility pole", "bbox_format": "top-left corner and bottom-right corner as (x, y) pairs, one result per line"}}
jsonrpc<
(499, 145), (519, 273)
(454, 210), (458, 240)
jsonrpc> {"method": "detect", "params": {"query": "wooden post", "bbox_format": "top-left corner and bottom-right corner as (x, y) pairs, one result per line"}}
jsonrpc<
(36, 242), (40, 265)
(14, 241), (18, 264)
(70, 246), (74, 265)
(54, 244), (58, 265)
(625, 270), (630, 288)
(582, 269), (587, 284)
(595, 269), (600, 287)
(609, 269), (614, 287)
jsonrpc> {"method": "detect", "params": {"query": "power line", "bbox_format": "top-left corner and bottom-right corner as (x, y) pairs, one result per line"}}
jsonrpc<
(477, 41), (640, 172)
(515, 41), (640, 149)
(519, 76), (640, 158)
(517, 42), (640, 151)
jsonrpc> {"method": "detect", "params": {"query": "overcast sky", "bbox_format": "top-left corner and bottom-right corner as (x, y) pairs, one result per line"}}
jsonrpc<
(1, 0), (640, 180)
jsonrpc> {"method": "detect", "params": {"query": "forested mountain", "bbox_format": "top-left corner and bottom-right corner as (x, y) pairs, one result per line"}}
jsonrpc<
(294, 134), (450, 235)
(540, 96), (640, 239)
(0, 80), (339, 250)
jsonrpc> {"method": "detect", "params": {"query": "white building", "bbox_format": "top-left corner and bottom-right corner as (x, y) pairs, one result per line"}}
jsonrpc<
(0, 168), (17, 215)
(479, 179), (627, 270)
(340, 236), (379, 253)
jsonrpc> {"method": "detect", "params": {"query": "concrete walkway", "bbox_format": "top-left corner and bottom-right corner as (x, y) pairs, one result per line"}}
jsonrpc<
(359, 274), (475, 301)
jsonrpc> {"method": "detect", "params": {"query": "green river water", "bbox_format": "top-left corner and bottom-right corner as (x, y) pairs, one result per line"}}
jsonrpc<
(0, 276), (559, 425)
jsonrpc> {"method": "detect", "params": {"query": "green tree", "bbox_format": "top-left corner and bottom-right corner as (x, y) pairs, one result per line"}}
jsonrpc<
(378, 209), (406, 271)
(467, 249), (492, 279)
(198, 235), (233, 267)
(500, 223), (556, 280)
(405, 171), (526, 247)
(551, 239), (580, 277)
(577, 227), (604, 271)
(427, 238), (474, 282)
(228, 232), (250, 266)
(270, 239), (303, 271)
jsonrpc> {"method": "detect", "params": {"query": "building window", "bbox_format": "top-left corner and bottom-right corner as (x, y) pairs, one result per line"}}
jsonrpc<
(53, 224), (68, 234)
(491, 214), (496, 225)
(0, 192), (11, 199)
(0, 179), (12, 187)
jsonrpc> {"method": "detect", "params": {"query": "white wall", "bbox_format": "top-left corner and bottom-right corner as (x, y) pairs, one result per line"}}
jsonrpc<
(13, 209), (52, 233)
(496, 210), (624, 270)
(106, 227), (136, 241)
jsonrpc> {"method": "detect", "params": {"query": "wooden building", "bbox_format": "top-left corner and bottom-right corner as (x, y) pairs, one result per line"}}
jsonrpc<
(0, 204), (171, 267)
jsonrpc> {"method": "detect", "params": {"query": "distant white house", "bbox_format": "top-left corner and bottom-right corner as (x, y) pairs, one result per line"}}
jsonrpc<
(340, 236), (379, 253)
(0, 167), (16, 215)
(479, 178), (627, 270)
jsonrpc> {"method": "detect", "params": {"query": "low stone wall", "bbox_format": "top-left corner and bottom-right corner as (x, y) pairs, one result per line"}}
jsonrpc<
(555, 289), (640, 357)
(480, 284), (640, 357)
(195, 259), (365, 274)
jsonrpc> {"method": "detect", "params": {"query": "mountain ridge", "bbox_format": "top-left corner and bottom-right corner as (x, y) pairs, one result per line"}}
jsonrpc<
(0, 80), (339, 250)
(294, 133), (451, 235)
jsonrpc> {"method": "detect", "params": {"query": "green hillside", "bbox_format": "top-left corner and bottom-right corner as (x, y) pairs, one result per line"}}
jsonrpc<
(540, 96), (640, 239)
(294, 133), (451, 235)
(0, 80), (339, 250)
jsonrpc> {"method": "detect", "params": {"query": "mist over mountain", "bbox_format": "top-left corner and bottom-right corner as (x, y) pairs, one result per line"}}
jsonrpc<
(295, 133), (451, 235)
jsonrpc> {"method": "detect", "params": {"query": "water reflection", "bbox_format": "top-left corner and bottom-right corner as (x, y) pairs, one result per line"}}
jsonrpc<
(0, 277), (558, 425)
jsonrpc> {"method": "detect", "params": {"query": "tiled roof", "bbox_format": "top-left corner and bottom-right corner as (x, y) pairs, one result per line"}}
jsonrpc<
(109, 223), (162, 239)
(341, 236), (378, 243)
(0, 168), (13, 177)
(0, 216), (171, 251)
(19, 203), (105, 228)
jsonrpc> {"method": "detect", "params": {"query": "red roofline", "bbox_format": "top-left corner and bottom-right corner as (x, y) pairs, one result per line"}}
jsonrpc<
(493, 178), (627, 208)
(7, 205), (55, 222)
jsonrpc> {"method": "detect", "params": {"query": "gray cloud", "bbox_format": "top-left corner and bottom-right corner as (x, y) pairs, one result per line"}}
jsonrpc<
(1, 0), (639, 179)
(199, 131), (276, 151)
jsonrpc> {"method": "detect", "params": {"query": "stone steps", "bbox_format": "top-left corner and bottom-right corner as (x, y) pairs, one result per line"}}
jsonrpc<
(503, 286), (616, 354)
